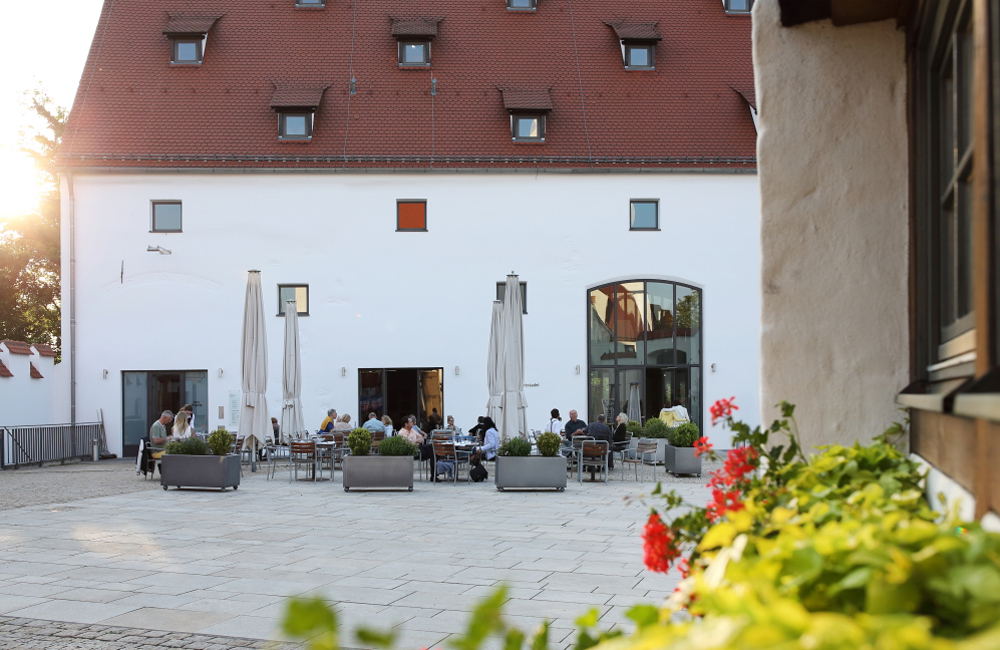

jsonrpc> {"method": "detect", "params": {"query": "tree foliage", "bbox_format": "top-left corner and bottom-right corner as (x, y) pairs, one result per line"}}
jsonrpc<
(0, 89), (65, 358)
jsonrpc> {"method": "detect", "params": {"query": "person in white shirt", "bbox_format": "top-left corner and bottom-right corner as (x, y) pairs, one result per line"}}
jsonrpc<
(171, 410), (195, 439)
(665, 399), (691, 423)
(546, 408), (563, 436)
(479, 417), (500, 461)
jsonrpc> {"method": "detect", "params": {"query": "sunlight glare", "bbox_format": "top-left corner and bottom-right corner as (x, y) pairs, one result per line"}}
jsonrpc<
(0, 148), (42, 219)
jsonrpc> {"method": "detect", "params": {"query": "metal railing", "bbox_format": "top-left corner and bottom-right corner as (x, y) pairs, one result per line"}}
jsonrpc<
(1, 423), (103, 469)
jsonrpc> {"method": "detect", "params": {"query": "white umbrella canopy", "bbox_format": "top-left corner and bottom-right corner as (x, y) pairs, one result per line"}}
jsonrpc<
(486, 300), (504, 424)
(280, 299), (304, 444)
(627, 383), (642, 426)
(498, 274), (527, 441)
(238, 271), (269, 463)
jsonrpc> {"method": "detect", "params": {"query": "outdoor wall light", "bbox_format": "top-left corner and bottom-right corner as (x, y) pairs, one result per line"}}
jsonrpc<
(575, 365), (580, 374)
(146, 245), (172, 255)
(218, 368), (224, 377)
(341, 367), (346, 377)
(102, 369), (108, 379)
(711, 363), (717, 372)
(455, 366), (459, 375)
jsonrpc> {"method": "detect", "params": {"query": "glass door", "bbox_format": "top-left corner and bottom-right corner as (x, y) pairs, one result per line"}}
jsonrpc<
(122, 372), (148, 457)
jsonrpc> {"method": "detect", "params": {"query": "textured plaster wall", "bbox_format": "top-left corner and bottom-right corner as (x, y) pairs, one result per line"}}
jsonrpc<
(754, 0), (909, 450)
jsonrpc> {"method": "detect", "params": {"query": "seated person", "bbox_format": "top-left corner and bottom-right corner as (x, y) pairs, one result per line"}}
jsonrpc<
(427, 408), (442, 430)
(468, 416), (486, 442)
(362, 412), (386, 434)
(141, 410), (173, 476)
(381, 415), (394, 436)
(586, 413), (614, 470)
(564, 410), (588, 439)
(170, 410), (195, 440)
(478, 417), (500, 462)
(400, 416), (437, 477)
(613, 412), (629, 443)
(333, 413), (353, 431)
(444, 415), (456, 431)
(320, 409), (337, 433)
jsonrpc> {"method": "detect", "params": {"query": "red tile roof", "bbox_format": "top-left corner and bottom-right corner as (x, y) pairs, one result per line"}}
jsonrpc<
(162, 15), (220, 34)
(57, 0), (755, 170)
(605, 20), (663, 41)
(2, 340), (31, 355)
(32, 344), (57, 357)
(502, 87), (554, 112)
(270, 83), (330, 109)
(390, 17), (442, 38)
(30, 363), (43, 379)
(0, 360), (12, 378)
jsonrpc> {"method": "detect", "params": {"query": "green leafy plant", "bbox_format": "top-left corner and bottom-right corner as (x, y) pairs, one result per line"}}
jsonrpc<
(207, 428), (233, 455)
(163, 437), (207, 455)
(498, 437), (531, 457)
(642, 418), (671, 439)
(376, 435), (416, 457)
(667, 422), (699, 447)
(346, 428), (371, 456)
(535, 432), (561, 457)
(625, 420), (644, 437)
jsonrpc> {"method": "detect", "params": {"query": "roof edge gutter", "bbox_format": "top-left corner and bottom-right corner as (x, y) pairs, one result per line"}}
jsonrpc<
(52, 165), (757, 176)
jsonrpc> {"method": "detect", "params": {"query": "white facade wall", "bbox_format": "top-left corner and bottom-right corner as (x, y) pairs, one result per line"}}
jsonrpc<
(61, 171), (760, 456)
(0, 344), (70, 427)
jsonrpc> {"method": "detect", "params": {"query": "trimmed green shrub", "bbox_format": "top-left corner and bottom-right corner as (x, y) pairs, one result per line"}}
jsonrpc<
(163, 437), (207, 455)
(642, 417), (671, 439)
(498, 437), (531, 457)
(667, 422), (699, 447)
(626, 420), (644, 437)
(535, 432), (561, 457)
(377, 435), (416, 457)
(207, 428), (233, 455)
(346, 428), (371, 456)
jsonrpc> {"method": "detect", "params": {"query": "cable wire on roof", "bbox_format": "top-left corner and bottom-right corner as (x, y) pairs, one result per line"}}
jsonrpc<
(566, 0), (593, 165)
(342, 0), (359, 166)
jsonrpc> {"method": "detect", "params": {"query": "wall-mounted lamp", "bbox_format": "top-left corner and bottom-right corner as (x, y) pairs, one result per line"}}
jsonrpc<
(341, 367), (346, 377)
(454, 366), (460, 375)
(146, 245), (172, 255)
(218, 368), (224, 377)
(711, 363), (717, 373)
(575, 365), (580, 374)
(102, 369), (108, 379)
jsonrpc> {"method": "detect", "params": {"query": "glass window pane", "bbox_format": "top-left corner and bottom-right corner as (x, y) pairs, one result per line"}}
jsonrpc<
(729, 0), (749, 11)
(153, 203), (181, 231)
(588, 369), (614, 424)
(284, 115), (307, 136)
(630, 201), (658, 229)
(516, 117), (539, 138)
(614, 282), (645, 364)
(589, 287), (615, 365)
(956, 180), (972, 319)
(939, 53), (955, 190)
(183, 371), (208, 434)
(957, 23), (974, 155)
(645, 281), (674, 364)
(675, 285), (701, 365)
(509, 0), (533, 7)
(122, 372), (148, 449)
(628, 46), (649, 67)
(176, 41), (198, 61)
(295, 286), (309, 313)
(497, 282), (527, 314)
(404, 44), (426, 63)
(617, 369), (643, 423)
(645, 368), (671, 422)
(940, 204), (956, 325)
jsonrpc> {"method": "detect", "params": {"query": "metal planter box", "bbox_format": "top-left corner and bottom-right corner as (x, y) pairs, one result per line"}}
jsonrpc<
(343, 455), (413, 491)
(664, 445), (702, 476)
(160, 454), (241, 491)
(495, 456), (567, 491)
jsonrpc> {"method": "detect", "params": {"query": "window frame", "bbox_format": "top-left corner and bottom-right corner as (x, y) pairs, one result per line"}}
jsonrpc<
(506, 0), (537, 11)
(169, 36), (205, 64)
(151, 201), (183, 233)
(510, 113), (546, 142)
(294, 0), (325, 6)
(629, 200), (660, 231)
(277, 284), (310, 317)
(496, 281), (528, 314)
(398, 41), (431, 67)
(278, 111), (314, 141)
(396, 200), (428, 232)
(722, 0), (754, 14)
(623, 42), (655, 70)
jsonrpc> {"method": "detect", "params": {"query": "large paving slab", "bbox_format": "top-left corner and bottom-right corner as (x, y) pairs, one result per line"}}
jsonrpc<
(0, 461), (713, 648)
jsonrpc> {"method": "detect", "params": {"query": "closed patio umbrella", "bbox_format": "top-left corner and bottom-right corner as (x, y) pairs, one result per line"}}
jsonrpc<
(486, 300), (504, 424)
(627, 383), (642, 426)
(280, 299), (304, 444)
(498, 274), (527, 441)
(238, 270), (269, 471)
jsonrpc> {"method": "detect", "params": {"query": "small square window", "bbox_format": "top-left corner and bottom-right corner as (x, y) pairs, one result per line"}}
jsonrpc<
(511, 114), (545, 141)
(506, 0), (536, 10)
(398, 41), (430, 66)
(171, 38), (203, 64)
(624, 44), (654, 69)
(279, 112), (313, 140)
(397, 200), (427, 231)
(278, 285), (309, 316)
(497, 281), (528, 314)
(152, 201), (182, 232)
(295, 0), (324, 5)
(723, 0), (753, 13)
(630, 200), (659, 230)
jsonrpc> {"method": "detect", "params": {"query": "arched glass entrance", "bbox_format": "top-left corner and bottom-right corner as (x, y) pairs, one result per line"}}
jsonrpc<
(587, 280), (702, 429)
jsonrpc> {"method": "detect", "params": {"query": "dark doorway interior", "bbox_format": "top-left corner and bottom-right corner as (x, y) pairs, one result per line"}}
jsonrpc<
(122, 370), (208, 457)
(358, 368), (443, 431)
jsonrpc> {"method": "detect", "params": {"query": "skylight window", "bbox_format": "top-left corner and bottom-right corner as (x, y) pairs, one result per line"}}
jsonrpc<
(511, 115), (545, 141)
(506, 0), (536, 10)
(398, 42), (430, 66)
(279, 112), (313, 140)
(624, 43), (654, 69)
(171, 38), (203, 64)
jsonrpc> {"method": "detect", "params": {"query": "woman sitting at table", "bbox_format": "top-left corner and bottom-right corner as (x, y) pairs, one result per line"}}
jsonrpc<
(170, 410), (195, 440)
(445, 415), (456, 431)
(478, 417), (500, 462)
(334, 413), (352, 431)
(614, 413), (629, 442)
(381, 415), (394, 436)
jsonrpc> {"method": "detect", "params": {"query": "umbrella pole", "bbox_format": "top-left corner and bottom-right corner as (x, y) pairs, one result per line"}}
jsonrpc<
(251, 438), (257, 473)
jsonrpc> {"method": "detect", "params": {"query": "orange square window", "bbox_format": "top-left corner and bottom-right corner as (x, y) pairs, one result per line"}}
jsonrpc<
(397, 200), (427, 231)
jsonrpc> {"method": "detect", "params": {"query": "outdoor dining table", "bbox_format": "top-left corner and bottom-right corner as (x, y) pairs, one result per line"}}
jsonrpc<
(314, 440), (337, 481)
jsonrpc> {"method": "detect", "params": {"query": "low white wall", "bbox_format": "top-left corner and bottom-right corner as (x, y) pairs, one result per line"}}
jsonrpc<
(61, 170), (761, 456)
(0, 344), (71, 427)
(753, 0), (910, 450)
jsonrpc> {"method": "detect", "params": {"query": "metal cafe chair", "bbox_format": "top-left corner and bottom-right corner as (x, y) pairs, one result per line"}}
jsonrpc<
(289, 440), (320, 482)
(579, 440), (610, 484)
(432, 439), (469, 484)
(622, 439), (658, 482)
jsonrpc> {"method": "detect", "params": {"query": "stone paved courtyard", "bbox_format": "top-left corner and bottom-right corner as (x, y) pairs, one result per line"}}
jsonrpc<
(0, 460), (712, 649)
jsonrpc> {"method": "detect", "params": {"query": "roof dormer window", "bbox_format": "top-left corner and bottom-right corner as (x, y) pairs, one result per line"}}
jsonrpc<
(295, 0), (325, 6)
(391, 17), (441, 67)
(506, 0), (536, 10)
(605, 20), (661, 71)
(502, 87), (552, 143)
(270, 83), (329, 142)
(722, 0), (753, 14)
(162, 15), (219, 65)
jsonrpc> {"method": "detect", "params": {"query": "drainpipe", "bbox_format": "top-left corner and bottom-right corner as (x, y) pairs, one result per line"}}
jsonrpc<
(68, 173), (76, 433)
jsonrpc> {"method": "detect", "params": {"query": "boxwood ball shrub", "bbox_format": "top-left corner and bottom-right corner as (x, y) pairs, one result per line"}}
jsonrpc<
(667, 422), (699, 447)
(207, 428), (233, 455)
(626, 420), (644, 437)
(643, 417), (671, 439)
(498, 437), (531, 457)
(535, 432), (561, 457)
(377, 435), (416, 457)
(163, 437), (208, 455)
(346, 428), (371, 456)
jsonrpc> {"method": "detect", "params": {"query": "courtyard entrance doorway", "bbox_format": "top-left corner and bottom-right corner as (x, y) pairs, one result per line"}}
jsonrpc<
(122, 370), (208, 457)
(358, 368), (443, 432)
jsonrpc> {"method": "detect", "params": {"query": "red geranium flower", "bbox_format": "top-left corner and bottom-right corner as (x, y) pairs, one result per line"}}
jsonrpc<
(641, 512), (679, 573)
(709, 397), (739, 426)
(694, 436), (713, 458)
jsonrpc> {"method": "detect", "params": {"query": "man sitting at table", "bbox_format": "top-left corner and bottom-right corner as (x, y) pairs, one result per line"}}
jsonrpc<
(564, 410), (587, 440)
(320, 409), (337, 433)
(585, 413), (615, 470)
(401, 416), (439, 478)
(363, 412), (385, 434)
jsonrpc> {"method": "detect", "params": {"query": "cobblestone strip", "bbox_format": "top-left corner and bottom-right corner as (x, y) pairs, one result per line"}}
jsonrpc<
(0, 617), (303, 650)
